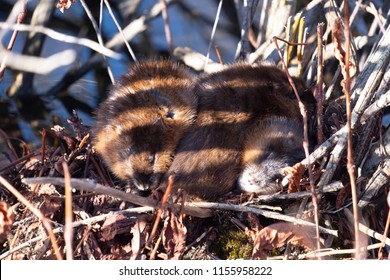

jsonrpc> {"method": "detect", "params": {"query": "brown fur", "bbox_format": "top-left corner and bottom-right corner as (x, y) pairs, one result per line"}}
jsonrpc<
(160, 63), (316, 200)
(92, 60), (198, 191)
(238, 116), (305, 195)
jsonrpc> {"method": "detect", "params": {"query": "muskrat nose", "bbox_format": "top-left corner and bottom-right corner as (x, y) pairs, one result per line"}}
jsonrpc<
(133, 173), (152, 191)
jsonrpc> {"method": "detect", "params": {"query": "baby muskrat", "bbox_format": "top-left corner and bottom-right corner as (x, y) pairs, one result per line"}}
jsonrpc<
(160, 63), (316, 200)
(238, 116), (305, 195)
(92, 60), (198, 191)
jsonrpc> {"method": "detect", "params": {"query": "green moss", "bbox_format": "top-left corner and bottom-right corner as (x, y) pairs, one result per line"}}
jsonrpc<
(212, 229), (253, 259)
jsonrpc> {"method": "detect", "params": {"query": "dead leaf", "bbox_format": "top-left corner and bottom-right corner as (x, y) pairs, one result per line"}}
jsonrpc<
(24, 156), (41, 172)
(336, 183), (350, 209)
(67, 110), (90, 142)
(245, 213), (263, 241)
(39, 197), (63, 218)
(54, 156), (67, 175)
(104, 244), (132, 260)
(0, 201), (14, 243)
(56, 0), (76, 13)
(162, 210), (187, 260)
(83, 231), (103, 260)
(281, 163), (306, 193)
(51, 125), (76, 151)
(36, 184), (57, 196)
(100, 214), (136, 242)
(332, 18), (357, 92)
(252, 222), (316, 259)
(130, 214), (150, 260)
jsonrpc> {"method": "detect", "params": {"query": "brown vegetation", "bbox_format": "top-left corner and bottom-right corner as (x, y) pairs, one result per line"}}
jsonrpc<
(0, 0), (389, 260)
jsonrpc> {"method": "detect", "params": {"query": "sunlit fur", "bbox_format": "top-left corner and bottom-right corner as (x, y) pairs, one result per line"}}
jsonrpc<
(160, 63), (316, 200)
(238, 116), (305, 195)
(92, 60), (198, 191)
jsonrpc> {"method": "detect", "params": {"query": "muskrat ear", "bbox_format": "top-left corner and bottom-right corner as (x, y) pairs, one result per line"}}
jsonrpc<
(157, 105), (175, 119)
(150, 89), (175, 119)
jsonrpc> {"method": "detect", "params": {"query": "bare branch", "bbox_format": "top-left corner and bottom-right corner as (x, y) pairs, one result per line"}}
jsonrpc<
(0, 22), (123, 60)
(205, 0), (224, 71)
(0, 48), (77, 74)
(79, 0), (115, 84)
(22, 177), (212, 218)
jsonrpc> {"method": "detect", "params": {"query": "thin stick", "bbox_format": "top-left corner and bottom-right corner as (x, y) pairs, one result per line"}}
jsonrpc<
(343, 1), (362, 259)
(234, 0), (258, 60)
(147, 175), (174, 246)
(253, 181), (343, 203)
(272, 37), (310, 47)
(360, 89), (390, 123)
(79, 0), (115, 84)
(296, 243), (384, 259)
(184, 227), (213, 252)
(284, 16), (292, 67)
(99, 0), (103, 28)
(256, 0), (268, 47)
(22, 177), (212, 218)
(344, 208), (390, 247)
(41, 129), (46, 165)
(90, 155), (110, 186)
(191, 201), (337, 236)
(0, 22), (122, 60)
(0, 127), (18, 160)
(62, 162), (73, 260)
(159, 0), (173, 53)
(72, 226), (91, 259)
(104, 0), (137, 62)
(149, 234), (163, 260)
(214, 45), (224, 65)
(287, 13), (302, 64)
(0, 152), (36, 173)
(205, 0), (224, 71)
(297, 17), (306, 77)
(273, 36), (321, 254)
(297, 17), (305, 63)
(316, 23), (325, 144)
(0, 176), (63, 260)
(0, 0), (27, 82)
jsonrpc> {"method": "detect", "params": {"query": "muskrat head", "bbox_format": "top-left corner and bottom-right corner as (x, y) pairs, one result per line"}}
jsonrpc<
(238, 116), (305, 195)
(238, 152), (301, 195)
(93, 60), (198, 191)
(93, 110), (177, 192)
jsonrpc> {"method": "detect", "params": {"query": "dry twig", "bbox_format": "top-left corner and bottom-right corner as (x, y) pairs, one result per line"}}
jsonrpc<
(62, 162), (73, 260)
(0, 0), (26, 82)
(343, 2), (362, 259)
(272, 36), (321, 252)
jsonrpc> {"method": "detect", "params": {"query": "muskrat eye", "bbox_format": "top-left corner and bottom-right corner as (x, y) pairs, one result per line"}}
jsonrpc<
(119, 150), (130, 160)
(149, 154), (156, 164)
(166, 111), (175, 119)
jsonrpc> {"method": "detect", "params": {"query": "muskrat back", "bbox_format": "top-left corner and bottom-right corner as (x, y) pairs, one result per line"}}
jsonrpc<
(160, 63), (316, 200)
